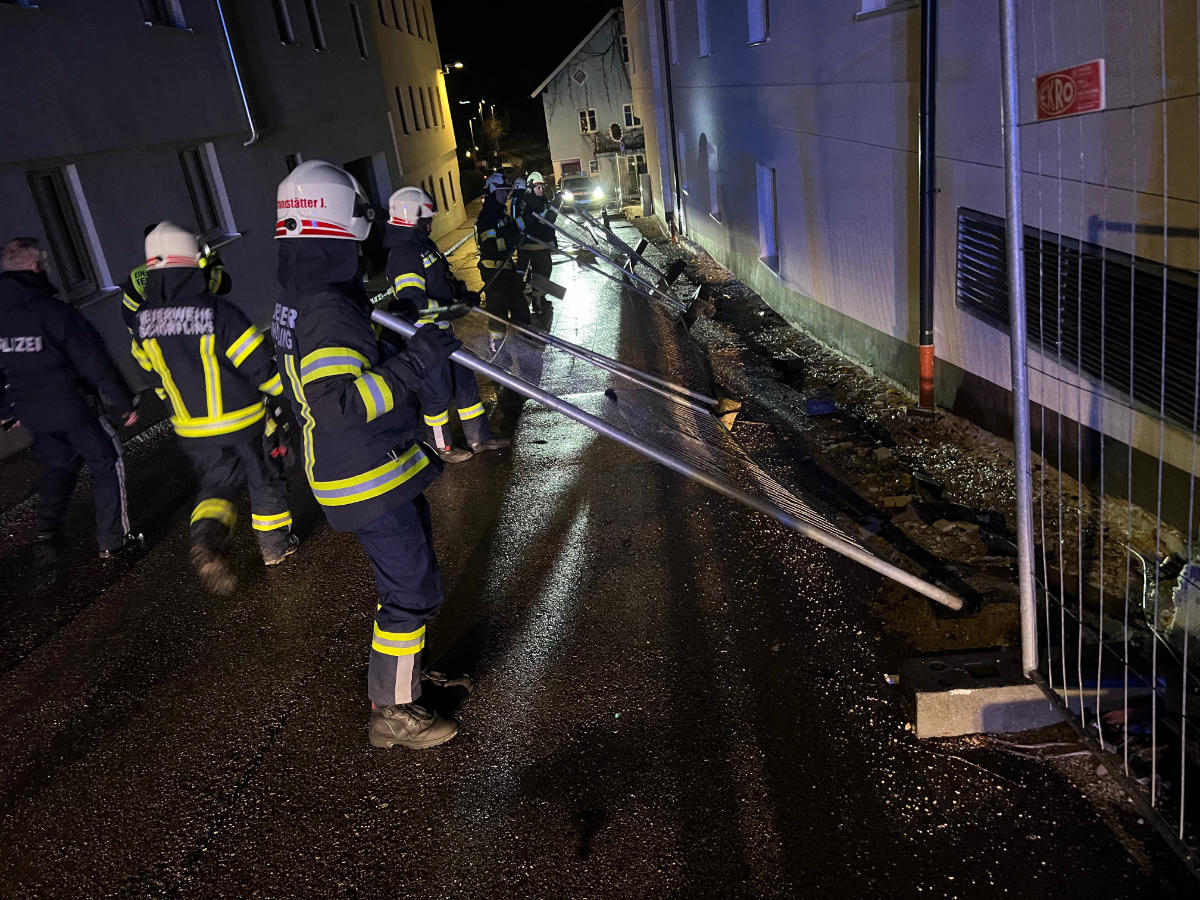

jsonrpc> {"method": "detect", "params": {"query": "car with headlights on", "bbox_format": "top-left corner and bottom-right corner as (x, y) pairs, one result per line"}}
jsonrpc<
(558, 173), (607, 211)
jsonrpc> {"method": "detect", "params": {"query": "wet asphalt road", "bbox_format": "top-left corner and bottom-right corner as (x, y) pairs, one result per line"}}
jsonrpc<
(0, 219), (1188, 897)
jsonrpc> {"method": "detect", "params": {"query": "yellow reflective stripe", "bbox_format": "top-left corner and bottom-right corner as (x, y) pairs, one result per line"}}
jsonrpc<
(122, 293), (140, 312)
(301, 363), (362, 384)
(143, 339), (188, 419)
(252, 510), (293, 531)
(172, 402), (265, 438)
(130, 339), (153, 372)
(300, 346), (369, 369)
(420, 252), (437, 268)
(423, 411), (450, 427)
(458, 402), (485, 421)
(371, 622), (426, 656)
(283, 355), (317, 482)
(479, 228), (497, 239)
(308, 444), (430, 507)
(353, 370), (394, 423)
(191, 497), (236, 529)
(259, 372), (283, 396)
(299, 346), (368, 386)
(199, 333), (222, 416)
(226, 326), (263, 367)
(392, 273), (426, 292)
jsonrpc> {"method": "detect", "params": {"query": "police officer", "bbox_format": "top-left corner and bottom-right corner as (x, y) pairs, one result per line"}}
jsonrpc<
(130, 222), (295, 594)
(383, 185), (510, 459)
(474, 173), (526, 353)
(121, 224), (231, 334)
(0, 237), (140, 557)
(514, 171), (559, 315)
(272, 160), (460, 750)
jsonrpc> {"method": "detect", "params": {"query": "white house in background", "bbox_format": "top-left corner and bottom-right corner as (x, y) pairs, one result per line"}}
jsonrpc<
(530, 8), (645, 201)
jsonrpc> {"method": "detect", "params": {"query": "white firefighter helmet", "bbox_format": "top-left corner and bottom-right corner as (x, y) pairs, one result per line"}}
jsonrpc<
(484, 172), (509, 195)
(388, 186), (436, 227)
(145, 221), (201, 269)
(513, 177), (527, 191)
(275, 159), (375, 240)
(527, 171), (546, 187)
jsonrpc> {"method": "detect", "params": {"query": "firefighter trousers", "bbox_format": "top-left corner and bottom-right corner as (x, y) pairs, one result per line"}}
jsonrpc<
(180, 424), (292, 560)
(480, 266), (544, 386)
(32, 414), (129, 551)
(418, 348), (494, 450)
(354, 495), (443, 708)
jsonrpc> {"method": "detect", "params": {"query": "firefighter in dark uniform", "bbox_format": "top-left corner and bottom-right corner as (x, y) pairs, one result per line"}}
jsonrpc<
(121, 224), (231, 334)
(0, 237), (140, 557)
(514, 171), (559, 315)
(271, 160), (461, 750)
(383, 185), (510, 459)
(130, 222), (295, 595)
(474, 172), (526, 353)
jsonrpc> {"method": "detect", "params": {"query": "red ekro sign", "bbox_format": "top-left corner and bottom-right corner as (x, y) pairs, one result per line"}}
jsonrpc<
(1035, 59), (1106, 121)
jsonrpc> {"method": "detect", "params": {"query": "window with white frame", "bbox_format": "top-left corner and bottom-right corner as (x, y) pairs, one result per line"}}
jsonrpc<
(179, 144), (235, 240)
(623, 103), (641, 128)
(747, 0), (768, 44)
(756, 162), (779, 272)
(578, 108), (598, 133)
(26, 166), (107, 302)
(697, 0), (710, 57)
(140, 0), (186, 28)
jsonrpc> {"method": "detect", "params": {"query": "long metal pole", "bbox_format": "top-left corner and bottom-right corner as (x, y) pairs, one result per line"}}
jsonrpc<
(534, 213), (681, 306)
(526, 235), (683, 310)
(999, 0), (1038, 674)
(573, 206), (669, 282)
(917, 0), (937, 409)
(464, 304), (718, 409)
(373, 308), (963, 611)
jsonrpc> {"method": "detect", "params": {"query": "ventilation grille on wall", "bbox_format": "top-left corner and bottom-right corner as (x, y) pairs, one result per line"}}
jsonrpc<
(956, 207), (1200, 432)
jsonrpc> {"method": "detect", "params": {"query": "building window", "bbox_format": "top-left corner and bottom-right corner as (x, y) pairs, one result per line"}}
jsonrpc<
(623, 103), (641, 128)
(707, 140), (719, 219)
(421, 2), (432, 40)
(666, 0), (679, 64)
(418, 86), (431, 129)
(589, 160), (600, 175)
(303, 0), (327, 50)
(140, 0), (185, 28)
(270, 0), (297, 44)
(427, 86), (438, 126)
(285, 153), (303, 172)
(350, 3), (368, 57)
(620, 33), (629, 63)
(448, 171), (456, 203)
(756, 163), (779, 272)
(578, 109), (598, 133)
(677, 130), (687, 193)
(376, 0), (389, 26)
(414, 0), (424, 37)
(179, 144), (234, 240)
(697, 0), (710, 56)
(409, 86), (422, 129)
(401, 0), (413, 33)
(436, 84), (447, 127)
(439, 177), (448, 210)
(395, 87), (410, 134)
(747, 0), (768, 44)
(26, 167), (105, 302)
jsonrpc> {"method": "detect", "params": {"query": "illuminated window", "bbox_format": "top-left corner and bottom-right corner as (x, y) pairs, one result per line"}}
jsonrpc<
(578, 109), (598, 133)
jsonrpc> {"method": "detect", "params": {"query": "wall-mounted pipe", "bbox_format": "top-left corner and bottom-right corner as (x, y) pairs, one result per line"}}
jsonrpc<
(917, 0), (937, 408)
(214, 0), (260, 146)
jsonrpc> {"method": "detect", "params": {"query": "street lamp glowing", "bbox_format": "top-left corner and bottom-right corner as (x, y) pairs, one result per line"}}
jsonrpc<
(442, 62), (464, 74)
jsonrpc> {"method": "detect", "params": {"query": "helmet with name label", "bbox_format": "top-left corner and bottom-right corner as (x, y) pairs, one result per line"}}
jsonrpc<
(275, 159), (375, 240)
(388, 186), (436, 227)
(145, 221), (201, 269)
(484, 172), (509, 195)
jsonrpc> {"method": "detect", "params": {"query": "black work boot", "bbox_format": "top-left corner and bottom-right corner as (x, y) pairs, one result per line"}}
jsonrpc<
(369, 703), (459, 749)
(190, 543), (236, 595)
(435, 444), (474, 463)
(262, 533), (299, 567)
(99, 531), (144, 560)
(470, 437), (511, 454)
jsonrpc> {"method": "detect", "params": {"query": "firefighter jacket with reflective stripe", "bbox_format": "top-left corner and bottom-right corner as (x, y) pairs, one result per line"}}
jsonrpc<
(383, 225), (461, 329)
(131, 267), (280, 441)
(517, 192), (558, 249)
(121, 261), (229, 334)
(272, 239), (438, 533)
(0, 270), (135, 432)
(474, 195), (522, 269)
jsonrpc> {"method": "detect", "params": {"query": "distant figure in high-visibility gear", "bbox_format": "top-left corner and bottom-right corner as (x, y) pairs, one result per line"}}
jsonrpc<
(514, 171), (559, 315)
(271, 160), (462, 750)
(474, 172), (525, 353)
(131, 222), (296, 594)
(383, 185), (510, 459)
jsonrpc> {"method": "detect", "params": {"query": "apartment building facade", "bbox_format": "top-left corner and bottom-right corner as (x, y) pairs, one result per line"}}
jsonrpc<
(624, 0), (1199, 490)
(0, 0), (460, 387)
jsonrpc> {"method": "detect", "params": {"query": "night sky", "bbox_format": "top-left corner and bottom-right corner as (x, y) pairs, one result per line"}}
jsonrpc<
(432, 2), (620, 134)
